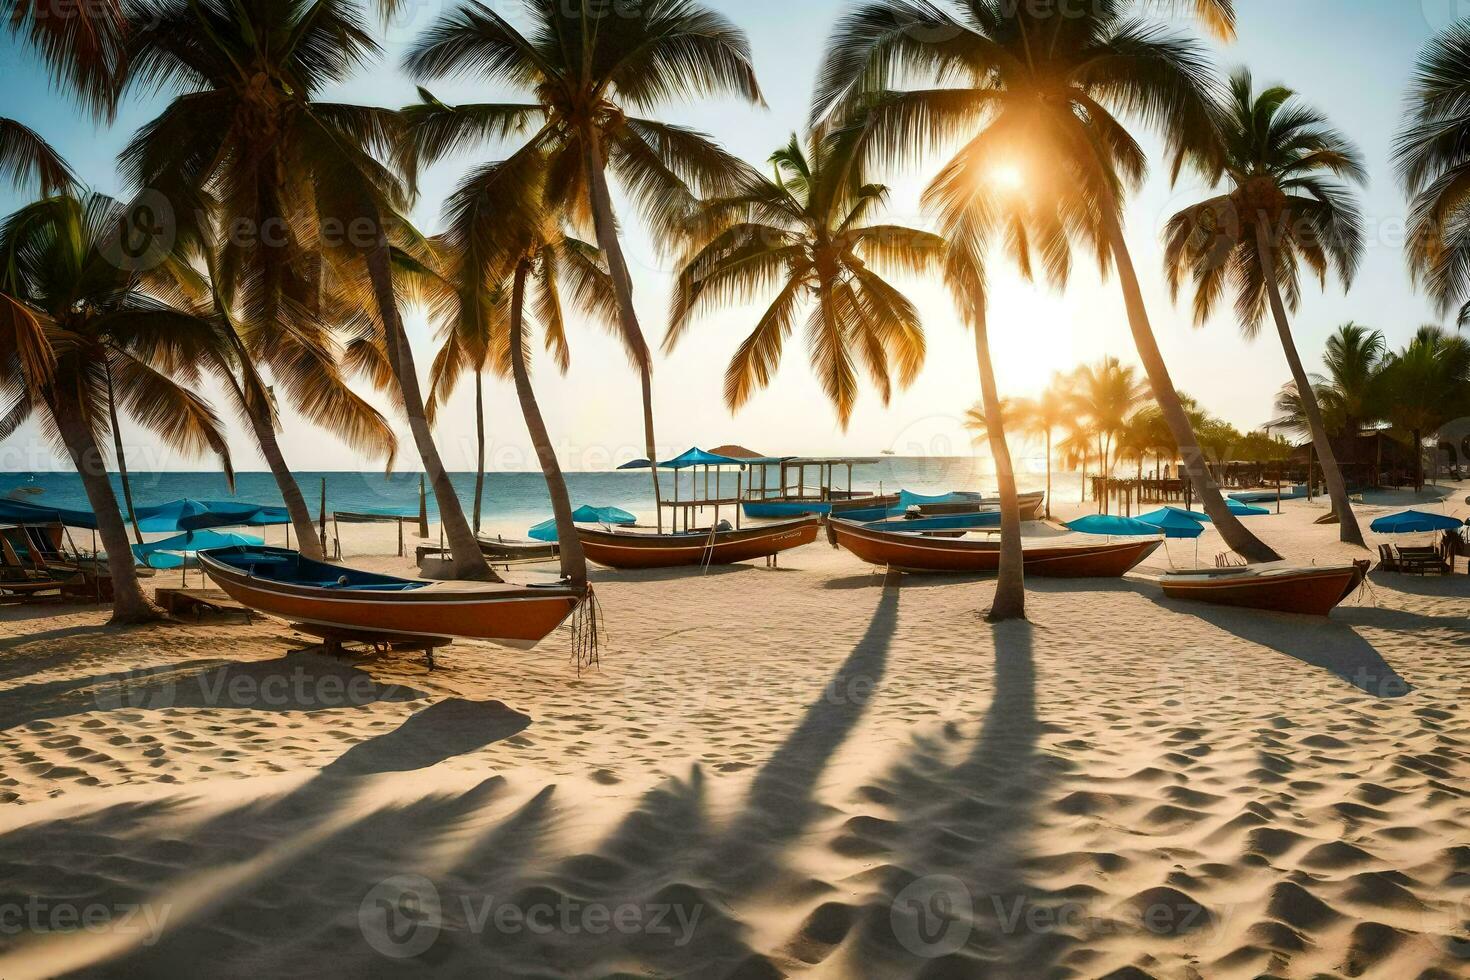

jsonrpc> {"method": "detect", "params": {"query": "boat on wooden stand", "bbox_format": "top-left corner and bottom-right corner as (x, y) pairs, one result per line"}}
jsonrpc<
(827, 518), (1161, 577)
(1159, 561), (1369, 616)
(199, 546), (582, 650)
(576, 516), (822, 570)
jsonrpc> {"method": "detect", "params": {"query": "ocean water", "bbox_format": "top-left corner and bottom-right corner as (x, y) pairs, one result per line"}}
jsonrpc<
(0, 458), (1083, 536)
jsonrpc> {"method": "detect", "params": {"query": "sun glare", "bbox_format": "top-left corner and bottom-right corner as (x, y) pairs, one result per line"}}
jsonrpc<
(989, 163), (1026, 193)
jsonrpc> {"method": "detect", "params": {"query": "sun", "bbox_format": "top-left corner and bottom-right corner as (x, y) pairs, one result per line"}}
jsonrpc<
(989, 162), (1026, 193)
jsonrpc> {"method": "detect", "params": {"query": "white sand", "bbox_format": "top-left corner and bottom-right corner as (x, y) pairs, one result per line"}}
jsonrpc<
(0, 485), (1466, 978)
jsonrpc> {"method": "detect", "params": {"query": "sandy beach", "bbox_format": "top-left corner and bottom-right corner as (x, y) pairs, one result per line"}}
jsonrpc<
(0, 487), (1465, 979)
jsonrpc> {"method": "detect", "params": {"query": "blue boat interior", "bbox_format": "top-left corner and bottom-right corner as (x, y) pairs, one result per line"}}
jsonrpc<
(207, 547), (428, 592)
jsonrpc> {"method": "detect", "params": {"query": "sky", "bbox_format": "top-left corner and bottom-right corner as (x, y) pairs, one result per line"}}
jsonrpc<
(0, 0), (1457, 472)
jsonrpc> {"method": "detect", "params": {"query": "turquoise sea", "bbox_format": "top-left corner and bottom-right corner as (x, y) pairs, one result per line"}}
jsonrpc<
(0, 458), (1079, 537)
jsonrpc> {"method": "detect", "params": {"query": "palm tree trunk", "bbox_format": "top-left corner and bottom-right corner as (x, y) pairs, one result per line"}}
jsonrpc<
(583, 126), (663, 532)
(473, 368), (485, 534)
(50, 390), (160, 623)
(1414, 429), (1425, 491)
(360, 225), (496, 582)
(1099, 206), (1281, 562)
(104, 362), (143, 546)
(509, 260), (588, 588)
(1044, 430), (1052, 519)
(243, 391), (323, 561)
(1255, 223), (1365, 547)
(973, 295), (1025, 621)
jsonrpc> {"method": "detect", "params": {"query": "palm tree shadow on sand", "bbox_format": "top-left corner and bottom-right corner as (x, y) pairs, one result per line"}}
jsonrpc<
(421, 576), (904, 977)
(847, 620), (1061, 977)
(1027, 577), (1413, 699)
(0, 697), (537, 976)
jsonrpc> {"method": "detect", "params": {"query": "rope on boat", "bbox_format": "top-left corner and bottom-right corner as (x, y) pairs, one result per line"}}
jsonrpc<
(699, 521), (720, 575)
(569, 583), (604, 674)
(1350, 559), (1377, 607)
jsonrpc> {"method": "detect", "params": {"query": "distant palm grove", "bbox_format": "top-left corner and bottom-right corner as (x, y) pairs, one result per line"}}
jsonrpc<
(2, 0), (1470, 623)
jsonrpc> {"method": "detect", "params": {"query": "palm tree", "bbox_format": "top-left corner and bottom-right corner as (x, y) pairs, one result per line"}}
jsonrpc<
(1165, 68), (1368, 546)
(425, 261), (512, 535)
(203, 243), (400, 561)
(440, 157), (622, 588)
(403, 0), (764, 532)
(0, 118), (74, 192)
(1068, 358), (1147, 506)
(1379, 326), (1470, 490)
(1399, 23), (1470, 326)
(0, 191), (234, 622)
(1321, 323), (1388, 437)
(815, 0), (1282, 564)
(117, 0), (492, 579)
(4, 0), (126, 118)
(1015, 380), (1074, 519)
(666, 131), (937, 428)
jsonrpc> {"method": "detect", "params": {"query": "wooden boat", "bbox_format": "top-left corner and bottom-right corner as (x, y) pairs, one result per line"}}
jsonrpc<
(840, 490), (1044, 523)
(1230, 485), (1308, 504)
(575, 516), (822, 569)
(480, 537), (560, 562)
(199, 546), (581, 648)
(827, 518), (1161, 577)
(861, 510), (1001, 534)
(742, 493), (899, 520)
(1159, 560), (1369, 616)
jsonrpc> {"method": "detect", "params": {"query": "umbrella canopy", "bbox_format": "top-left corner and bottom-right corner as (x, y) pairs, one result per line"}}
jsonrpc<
(1370, 510), (1465, 534)
(1226, 500), (1271, 516)
(618, 448), (747, 470)
(1066, 514), (1165, 536)
(132, 530), (264, 568)
(528, 506), (637, 542)
(0, 498), (99, 528)
(135, 499), (291, 532)
(0, 497), (289, 533)
(1136, 508), (1207, 539)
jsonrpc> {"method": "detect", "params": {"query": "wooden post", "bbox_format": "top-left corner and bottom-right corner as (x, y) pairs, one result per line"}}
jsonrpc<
(736, 471), (743, 529)
(672, 465), (679, 532)
(318, 478), (328, 554)
(418, 475), (430, 538)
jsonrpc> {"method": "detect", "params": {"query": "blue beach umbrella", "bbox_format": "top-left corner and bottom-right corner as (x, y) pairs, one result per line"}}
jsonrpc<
(528, 506), (637, 542)
(1369, 510), (1465, 534)
(1226, 500), (1271, 517)
(1065, 514), (1164, 536)
(1136, 508), (1207, 539)
(133, 530), (264, 569)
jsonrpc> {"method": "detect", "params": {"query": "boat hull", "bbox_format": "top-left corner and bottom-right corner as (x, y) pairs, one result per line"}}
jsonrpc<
(829, 520), (1161, 577)
(1160, 562), (1367, 616)
(840, 491), (1044, 523)
(199, 549), (580, 646)
(742, 495), (898, 520)
(861, 511), (1001, 533)
(576, 517), (821, 569)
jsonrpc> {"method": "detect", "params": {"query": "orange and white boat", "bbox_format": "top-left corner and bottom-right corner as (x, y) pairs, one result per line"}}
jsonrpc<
(198, 546), (581, 648)
(827, 518), (1162, 577)
(1159, 560), (1369, 616)
(575, 516), (821, 569)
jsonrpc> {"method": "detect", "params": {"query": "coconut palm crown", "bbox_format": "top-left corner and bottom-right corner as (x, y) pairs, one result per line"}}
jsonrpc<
(1166, 68), (1367, 545)
(665, 131), (938, 429)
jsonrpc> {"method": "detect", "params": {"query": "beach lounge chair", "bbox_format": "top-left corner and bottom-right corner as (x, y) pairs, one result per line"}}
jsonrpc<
(1395, 544), (1449, 575)
(1375, 544), (1400, 573)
